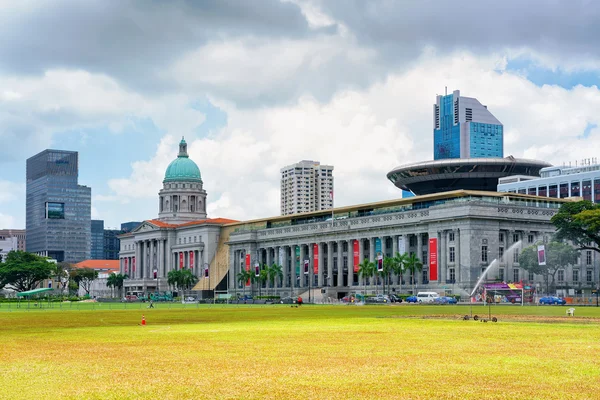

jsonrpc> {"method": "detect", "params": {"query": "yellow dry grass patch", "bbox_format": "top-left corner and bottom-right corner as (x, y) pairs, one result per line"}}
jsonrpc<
(0, 306), (599, 399)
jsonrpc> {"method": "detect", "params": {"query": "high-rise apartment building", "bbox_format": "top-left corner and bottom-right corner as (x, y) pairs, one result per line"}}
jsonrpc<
(433, 89), (503, 160)
(26, 150), (91, 263)
(0, 229), (26, 251)
(280, 160), (334, 215)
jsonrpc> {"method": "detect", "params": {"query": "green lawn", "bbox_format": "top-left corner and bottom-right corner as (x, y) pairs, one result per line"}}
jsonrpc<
(1, 304), (599, 399)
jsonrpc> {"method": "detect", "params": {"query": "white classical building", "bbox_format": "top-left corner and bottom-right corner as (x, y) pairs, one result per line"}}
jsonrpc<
(118, 138), (236, 295)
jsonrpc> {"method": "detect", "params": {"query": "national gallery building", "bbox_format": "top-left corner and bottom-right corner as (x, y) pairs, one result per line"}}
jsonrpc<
(118, 139), (574, 298)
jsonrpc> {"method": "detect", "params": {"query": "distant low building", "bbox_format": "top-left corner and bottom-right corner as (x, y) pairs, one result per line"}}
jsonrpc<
(73, 259), (120, 298)
(0, 237), (18, 261)
(0, 229), (26, 251)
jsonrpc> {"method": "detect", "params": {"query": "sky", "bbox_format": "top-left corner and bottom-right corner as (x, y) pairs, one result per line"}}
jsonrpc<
(1, 0), (600, 229)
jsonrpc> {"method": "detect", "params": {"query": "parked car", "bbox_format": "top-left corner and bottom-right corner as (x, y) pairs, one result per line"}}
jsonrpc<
(416, 292), (440, 303)
(374, 294), (390, 303)
(388, 294), (402, 303)
(405, 295), (418, 303)
(539, 296), (566, 305)
(435, 296), (458, 304)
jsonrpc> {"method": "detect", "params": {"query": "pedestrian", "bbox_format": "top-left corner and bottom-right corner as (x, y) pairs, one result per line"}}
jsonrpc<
(297, 296), (303, 306)
(148, 299), (154, 309)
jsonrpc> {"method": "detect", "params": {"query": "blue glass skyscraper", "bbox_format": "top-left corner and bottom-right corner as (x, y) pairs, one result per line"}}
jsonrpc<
(433, 90), (503, 160)
(26, 150), (91, 263)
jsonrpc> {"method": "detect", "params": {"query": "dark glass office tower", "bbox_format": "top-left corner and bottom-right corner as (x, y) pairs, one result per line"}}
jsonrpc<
(26, 150), (91, 263)
(91, 220), (104, 259)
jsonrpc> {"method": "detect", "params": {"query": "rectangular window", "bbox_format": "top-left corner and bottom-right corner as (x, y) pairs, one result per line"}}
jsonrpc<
(481, 246), (488, 263)
(499, 247), (504, 258)
(422, 269), (428, 283)
(513, 249), (519, 263)
(538, 186), (547, 197)
(449, 247), (455, 263)
(529, 271), (534, 281)
(513, 268), (519, 282)
(449, 232), (455, 242)
(558, 270), (564, 282)
(499, 233), (504, 243)
(422, 250), (428, 265)
(586, 251), (592, 265)
(513, 233), (519, 243)
(46, 202), (65, 219)
(449, 268), (455, 282)
(573, 269), (579, 283)
(499, 268), (504, 281)
(528, 234), (534, 244)
(587, 269), (593, 282)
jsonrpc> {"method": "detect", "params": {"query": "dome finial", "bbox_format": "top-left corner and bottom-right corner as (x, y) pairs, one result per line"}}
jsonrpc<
(178, 136), (188, 157)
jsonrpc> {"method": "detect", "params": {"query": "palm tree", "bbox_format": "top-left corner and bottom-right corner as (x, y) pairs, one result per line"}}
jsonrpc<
(180, 269), (198, 298)
(267, 263), (283, 295)
(115, 273), (128, 298)
(404, 253), (423, 294)
(254, 264), (269, 298)
(392, 252), (409, 294)
(357, 259), (375, 300)
(167, 270), (182, 296)
(236, 270), (252, 299)
(382, 257), (395, 295)
(107, 273), (118, 298)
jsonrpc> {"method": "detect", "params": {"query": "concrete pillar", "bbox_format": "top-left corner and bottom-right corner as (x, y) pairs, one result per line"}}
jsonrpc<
(337, 240), (344, 287)
(381, 236), (387, 258)
(348, 240), (354, 287)
(267, 247), (273, 267)
(369, 237), (375, 263)
(326, 242), (334, 288)
(317, 242), (324, 287)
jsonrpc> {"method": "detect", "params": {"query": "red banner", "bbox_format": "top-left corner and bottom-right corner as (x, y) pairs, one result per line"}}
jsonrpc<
(124, 258), (129, 274)
(132, 257), (136, 273)
(245, 254), (251, 286)
(353, 240), (359, 272)
(429, 238), (438, 281)
(313, 243), (319, 274)
(189, 251), (194, 269)
(179, 252), (184, 269)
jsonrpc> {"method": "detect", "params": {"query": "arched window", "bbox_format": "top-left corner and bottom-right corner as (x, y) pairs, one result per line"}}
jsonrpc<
(165, 199), (170, 211)
(181, 199), (187, 212)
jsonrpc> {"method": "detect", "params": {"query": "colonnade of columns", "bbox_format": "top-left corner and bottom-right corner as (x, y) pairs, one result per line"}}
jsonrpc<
(120, 239), (205, 280)
(229, 232), (448, 292)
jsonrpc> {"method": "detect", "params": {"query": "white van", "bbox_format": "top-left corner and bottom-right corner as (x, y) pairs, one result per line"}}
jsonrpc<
(416, 292), (440, 303)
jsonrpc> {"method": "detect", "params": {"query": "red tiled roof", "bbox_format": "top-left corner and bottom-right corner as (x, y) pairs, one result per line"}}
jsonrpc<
(145, 218), (239, 228)
(74, 260), (120, 270)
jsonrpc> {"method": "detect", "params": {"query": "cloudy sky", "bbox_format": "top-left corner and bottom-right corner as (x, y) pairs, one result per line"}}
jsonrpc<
(1, 0), (600, 229)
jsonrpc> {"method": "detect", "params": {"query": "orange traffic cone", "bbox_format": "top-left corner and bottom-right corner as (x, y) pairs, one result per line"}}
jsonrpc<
(141, 315), (146, 326)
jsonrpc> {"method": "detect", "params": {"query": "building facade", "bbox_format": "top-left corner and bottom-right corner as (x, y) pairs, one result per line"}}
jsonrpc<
(224, 191), (579, 299)
(119, 138), (236, 295)
(26, 150), (91, 262)
(0, 237), (18, 261)
(280, 160), (334, 215)
(434, 90), (503, 160)
(0, 229), (26, 251)
(498, 161), (600, 203)
(103, 229), (121, 260)
(121, 221), (142, 233)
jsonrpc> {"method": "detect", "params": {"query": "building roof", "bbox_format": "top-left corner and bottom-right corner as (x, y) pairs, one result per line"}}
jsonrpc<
(387, 157), (552, 195)
(74, 260), (120, 272)
(143, 218), (240, 229)
(163, 138), (202, 183)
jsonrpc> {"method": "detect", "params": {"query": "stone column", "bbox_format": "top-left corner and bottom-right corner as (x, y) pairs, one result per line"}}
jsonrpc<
(381, 236), (387, 258)
(455, 230), (461, 283)
(392, 235), (398, 256)
(308, 243), (315, 290)
(266, 247), (273, 267)
(348, 240), (354, 287)
(337, 240), (344, 287)
(282, 246), (289, 289)
(358, 238), (365, 287)
(369, 237), (375, 262)
(140, 241), (145, 280)
(441, 231), (447, 284)
(326, 242), (334, 288)
(317, 242), (324, 287)
(291, 245), (298, 290)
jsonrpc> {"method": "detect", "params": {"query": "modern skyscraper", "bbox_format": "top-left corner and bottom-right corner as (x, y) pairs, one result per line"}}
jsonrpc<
(26, 150), (91, 263)
(120, 221), (142, 233)
(91, 220), (105, 259)
(280, 160), (334, 215)
(433, 89), (503, 160)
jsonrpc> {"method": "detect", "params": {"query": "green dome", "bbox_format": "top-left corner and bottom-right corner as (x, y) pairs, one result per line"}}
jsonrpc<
(163, 138), (202, 183)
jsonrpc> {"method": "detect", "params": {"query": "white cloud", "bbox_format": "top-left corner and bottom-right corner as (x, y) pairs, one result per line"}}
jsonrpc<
(0, 180), (24, 204)
(107, 50), (600, 224)
(0, 212), (15, 228)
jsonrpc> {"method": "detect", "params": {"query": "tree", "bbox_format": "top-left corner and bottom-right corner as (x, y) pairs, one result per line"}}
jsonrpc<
(236, 269), (252, 298)
(392, 252), (408, 294)
(70, 268), (98, 296)
(519, 241), (579, 294)
(267, 263), (283, 295)
(552, 201), (600, 253)
(167, 270), (182, 293)
(53, 262), (72, 295)
(382, 257), (395, 295)
(0, 251), (55, 292)
(404, 253), (423, 294)
(114, 273), (128, 298)
(252, 264), (269, 297)
(180, 269), (198, 292)
(357, 259), (375, 297)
